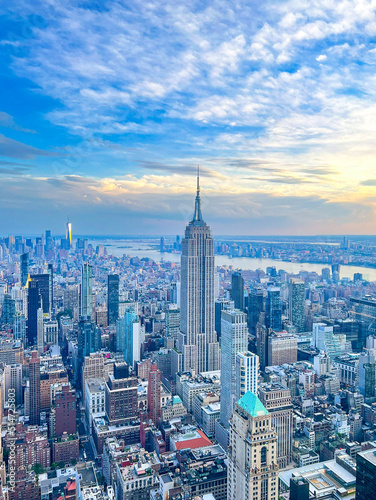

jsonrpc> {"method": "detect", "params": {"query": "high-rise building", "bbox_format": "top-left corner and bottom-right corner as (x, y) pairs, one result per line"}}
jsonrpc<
(266, 287), (282, 331)
(53, 384), (77, 437)
(288, 278), (305, 332)
(227, 392), (278, 500)
(356, 448), (376, 499)
(20, 253), (29, 287)
(259, 383), (293, 468)
(148, 364), (161, 426)
(231, 272), (244, 311)
(4, 363), (23, 405)
(27, 281), (42, 346)
(77, 316), (100, 385)
(30, 274), (50, 314)
(247, 288), (264, 335)
(29, 351), (41, 425)
(81, 263), (93, 318)
(220, 309), (248, 429)
(235, 351), (259, 402)
(37, 307), (44, 354)
(116, 309), (141, 368)
(268, 331), (297, 366)
(178, 173), (220, 373)
(166, 305), (180, 340)
(107, 274), (119, 325)
(105, 374), (138, 425)
(66, 218), (72, 248)
(48, 264), (53, 313)
(1, 294), (15, 325)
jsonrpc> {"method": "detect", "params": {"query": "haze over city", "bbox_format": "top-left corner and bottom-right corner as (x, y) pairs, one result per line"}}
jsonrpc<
(1, 1), (376, 234)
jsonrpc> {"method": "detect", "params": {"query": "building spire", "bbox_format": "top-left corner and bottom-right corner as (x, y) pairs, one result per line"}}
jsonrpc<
(193, 165), (203, 222)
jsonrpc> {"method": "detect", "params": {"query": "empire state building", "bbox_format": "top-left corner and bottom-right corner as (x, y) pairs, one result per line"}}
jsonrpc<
(178, 173), (220, 373)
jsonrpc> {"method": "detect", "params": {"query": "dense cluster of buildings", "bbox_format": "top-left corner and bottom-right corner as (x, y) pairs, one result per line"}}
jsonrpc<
(1, 179), (376, 499)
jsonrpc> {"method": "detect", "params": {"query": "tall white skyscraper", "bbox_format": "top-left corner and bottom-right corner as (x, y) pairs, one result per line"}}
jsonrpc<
(235, 351), (259, 402)
(81, 263), (93, 319)
(178, 172), (220, 373)
(220, 309), (248, 428)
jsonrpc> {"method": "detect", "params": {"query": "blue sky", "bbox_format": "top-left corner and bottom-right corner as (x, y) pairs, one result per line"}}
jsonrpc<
(1, 0), (376, 236)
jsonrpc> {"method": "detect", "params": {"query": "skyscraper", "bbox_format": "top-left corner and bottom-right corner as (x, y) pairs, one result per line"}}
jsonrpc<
(30, 274), (50, 314)
(20, 253), (29, 287)
(266, 286), (282, 331)
(259, 383), (293, 468)
(29, 351), (41, 425)
(48, 264), (54, 314)
(66, 218), (72, 248)
(107, 274), (119, 325)
(288, 278), (305, 332)
(231, 272), (244, 311)
(116, 309), (141, 368)
(81, 263), (93, 318)
(235, 351), (259, 402)
(220, 309), (248, 429)
(27, 281), (42, 346)
(178, 172), (220, 373)
(247, 288), (264, 334)
(356, 448), (376, 499)
(227, 392), (278, 500)
(148, 364), (161, 426)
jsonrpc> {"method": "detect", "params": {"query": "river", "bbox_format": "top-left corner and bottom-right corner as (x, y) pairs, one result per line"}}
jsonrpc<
(90, 238), (376, 281)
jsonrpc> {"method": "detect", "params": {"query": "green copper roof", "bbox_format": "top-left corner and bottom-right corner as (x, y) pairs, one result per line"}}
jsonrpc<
(237, 391), (269, 417)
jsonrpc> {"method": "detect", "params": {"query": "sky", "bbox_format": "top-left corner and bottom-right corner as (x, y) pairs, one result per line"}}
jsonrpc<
(1, 0), (376, 236)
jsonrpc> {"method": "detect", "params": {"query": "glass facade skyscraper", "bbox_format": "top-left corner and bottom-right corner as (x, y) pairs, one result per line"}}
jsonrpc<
(289, 278), (305, 332)
(81, 263), (93, 318)
(107, 274), (119, 325)
(266, 286), (282, 331)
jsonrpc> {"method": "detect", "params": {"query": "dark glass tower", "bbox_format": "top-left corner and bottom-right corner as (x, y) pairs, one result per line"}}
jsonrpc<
(20, 253), (29, 287)
(231, 272), (244, 311)
(266, 286), (282, 331)
(30, 274), (50, 314)
(27, 281), (42, 346)
(107, 274), (120, 325)
(248, 288), (264, 335)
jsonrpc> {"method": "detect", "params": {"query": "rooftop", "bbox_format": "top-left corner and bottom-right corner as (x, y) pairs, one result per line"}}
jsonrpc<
(237, 391), (269, 418)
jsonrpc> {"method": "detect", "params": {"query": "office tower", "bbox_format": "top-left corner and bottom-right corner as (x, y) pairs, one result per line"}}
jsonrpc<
(1, 294), (15, 325)
(20, 253), (29, 287)
(77, 316), (99, 385)
(116, 309), (141, 368)
(4, 364), (23, 405)
(166, 305), (180, 340)
(160, 237), (165, 252)
(358, 349), (376, 398)
(29, 351), (41, 425)
(356, 448), (376, 499)
(65, 218), (72, 248)
(268, 331), (297, 366)
(321, 267), (331, 281)
(266, 287), (282, 331)
(105, 374), (138, 425)
(27, 281), (42, 346)
(313, 352), (331, 376)
(354, 273), (363, 282)
(54, 385), (77, 437)
(37, 307), (44, 354)
(235, 351), (259, 401)
(350, 295), (376, 345)
(45, 230), (52, 253)
(178, 173), (220, 373)
(107, 274), (119, 325)
(288, 278), (305, 332)
(148, 364), (161, 426)
(13, 313), (26, 344)
(231, 272), (244, 311)
(220, 309), (248, 429)
(81, 263), (93, 318)
(170, 282), (180, 306)
(248, 288), (264, 335)
(215, 298), (233, 340)
(30, 274), (50, 314)
(227, 392), (278, 500)
(259, 383), (293, 468)
(47, 264), (53, 313)
(290, 477), (309, 500)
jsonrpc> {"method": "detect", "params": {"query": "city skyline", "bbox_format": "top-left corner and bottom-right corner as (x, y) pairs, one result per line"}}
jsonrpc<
(1, 1), (376, 235)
